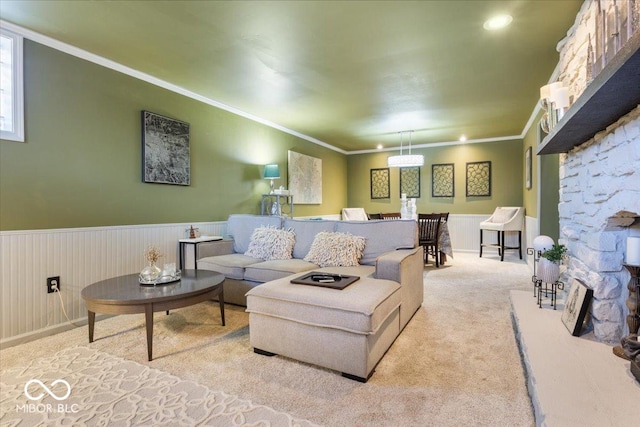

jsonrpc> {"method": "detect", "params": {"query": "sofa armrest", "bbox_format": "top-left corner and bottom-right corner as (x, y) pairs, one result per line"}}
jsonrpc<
(375, 247), (420, 282)
(375, 247), (424, 330)
(197, 239), (235, 259)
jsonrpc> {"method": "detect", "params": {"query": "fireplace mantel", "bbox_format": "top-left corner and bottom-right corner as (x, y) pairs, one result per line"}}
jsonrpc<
(538, 31), (640, 155)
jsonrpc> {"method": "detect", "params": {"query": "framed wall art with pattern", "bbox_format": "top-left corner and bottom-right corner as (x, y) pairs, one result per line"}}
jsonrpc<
(432, 163), (454, 198)
(400, 167), (420, 198)
(466, 161), (491, 197)
(370, 168), (390, 199)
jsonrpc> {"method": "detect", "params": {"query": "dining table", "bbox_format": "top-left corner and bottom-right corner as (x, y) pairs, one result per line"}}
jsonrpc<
(438, 221), (453, 265)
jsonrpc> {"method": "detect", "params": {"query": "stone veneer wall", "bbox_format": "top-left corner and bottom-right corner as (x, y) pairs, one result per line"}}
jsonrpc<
(554, 0), (640, 343)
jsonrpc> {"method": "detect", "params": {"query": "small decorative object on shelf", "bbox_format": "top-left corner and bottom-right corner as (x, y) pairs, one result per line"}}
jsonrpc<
(539, 82), (570, 133)
(591, 0), (639, 83)
(140, 245), (163, 283)
(586, 33), (595, 84)
(189, 225), (196, 239)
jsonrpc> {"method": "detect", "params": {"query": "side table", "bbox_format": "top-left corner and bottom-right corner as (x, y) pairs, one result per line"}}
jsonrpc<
(261, 194), (293, 216)
(179, 236), (222, 270)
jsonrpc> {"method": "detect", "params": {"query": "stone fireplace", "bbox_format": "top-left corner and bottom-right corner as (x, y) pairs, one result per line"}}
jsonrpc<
(558, 108), (639, 343)
(552, 1), (640, 343)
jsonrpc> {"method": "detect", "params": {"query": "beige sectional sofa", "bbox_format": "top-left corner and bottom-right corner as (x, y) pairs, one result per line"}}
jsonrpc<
(197, 214), (424, 381)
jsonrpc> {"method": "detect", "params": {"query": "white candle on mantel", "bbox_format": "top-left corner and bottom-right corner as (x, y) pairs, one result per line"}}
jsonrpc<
(540, 84), (551, 100)
(553, 87), (570, 109)
(627, 237), (640, 265)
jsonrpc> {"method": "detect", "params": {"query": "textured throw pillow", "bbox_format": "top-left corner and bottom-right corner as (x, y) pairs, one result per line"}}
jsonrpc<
(244, 226), (295, 260)
(491, 208), (517, 224)
(303, 231), (366, 267)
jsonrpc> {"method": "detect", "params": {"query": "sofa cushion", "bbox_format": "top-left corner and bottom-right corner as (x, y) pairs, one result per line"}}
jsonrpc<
(336, 220), (417, 265)
(246, 275), (401, 335)
(244, 226), (295, 260)
(244, 259), (318, 283)
(283, 219), (337, 259)
(226, 214), (283, 254)
(303, 232), (366, 267)
(197, 253), (262, 280)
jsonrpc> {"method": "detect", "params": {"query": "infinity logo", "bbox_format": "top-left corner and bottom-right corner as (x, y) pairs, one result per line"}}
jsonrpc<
(24, 379), (71, 401)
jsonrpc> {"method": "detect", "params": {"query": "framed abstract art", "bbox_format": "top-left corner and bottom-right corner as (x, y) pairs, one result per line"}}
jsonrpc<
(142, 111), (190, 185)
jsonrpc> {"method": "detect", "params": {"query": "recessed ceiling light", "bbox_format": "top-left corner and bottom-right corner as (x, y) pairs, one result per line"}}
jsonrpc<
(459, 135), (467, 142)
(377, 144), (383, 150)
(483, 14), (513, 31)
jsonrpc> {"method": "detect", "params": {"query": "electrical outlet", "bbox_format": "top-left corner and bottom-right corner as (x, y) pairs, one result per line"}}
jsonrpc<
(47, 276), (60, 293)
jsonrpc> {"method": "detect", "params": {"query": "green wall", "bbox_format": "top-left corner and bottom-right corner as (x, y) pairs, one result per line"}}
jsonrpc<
(347, 139), (523, 215)
(522, 113), (540, 218)
(0, 41), (347, 231)
(522, 109), (560, 240)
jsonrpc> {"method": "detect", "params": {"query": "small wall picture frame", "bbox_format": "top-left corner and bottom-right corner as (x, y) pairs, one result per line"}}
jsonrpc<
(561, 279), (594, 336)
(466, 161), (491, 197)
(432, 163), (454, 198)
(400, 167), (420, 198)
(525, 146), (532, 190)
(370, 168), (390, 199)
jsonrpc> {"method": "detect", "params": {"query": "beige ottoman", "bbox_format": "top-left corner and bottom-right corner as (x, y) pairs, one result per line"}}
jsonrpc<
(246, 271), (401, 382)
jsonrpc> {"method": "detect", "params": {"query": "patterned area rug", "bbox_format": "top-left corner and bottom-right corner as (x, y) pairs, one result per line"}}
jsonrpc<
(0, 346), (318, 426)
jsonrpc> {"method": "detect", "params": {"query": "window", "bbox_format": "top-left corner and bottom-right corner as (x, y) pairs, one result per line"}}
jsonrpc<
(0, 28), (24, 142)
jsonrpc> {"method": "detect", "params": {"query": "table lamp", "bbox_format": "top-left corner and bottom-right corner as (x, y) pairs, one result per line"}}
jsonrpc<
(264, 164), (280, 194)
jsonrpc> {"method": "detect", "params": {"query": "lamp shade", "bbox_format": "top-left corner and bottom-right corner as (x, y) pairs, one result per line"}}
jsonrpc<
(387, 154), (424, 167)
(533, 235), (554, 253)
(263, 164), (280, 179)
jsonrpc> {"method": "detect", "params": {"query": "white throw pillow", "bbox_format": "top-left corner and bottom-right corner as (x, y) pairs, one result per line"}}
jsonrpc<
(244, 226), (295, 260)
(303, 231), (366, 267)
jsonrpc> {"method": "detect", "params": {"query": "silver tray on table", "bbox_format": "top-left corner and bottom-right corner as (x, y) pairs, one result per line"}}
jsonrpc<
(139, 272), (181, 286)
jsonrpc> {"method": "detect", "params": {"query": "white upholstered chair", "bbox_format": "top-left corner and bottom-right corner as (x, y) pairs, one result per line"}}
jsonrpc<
(341, 208), (369, 221)
(479, 207), (525, 261)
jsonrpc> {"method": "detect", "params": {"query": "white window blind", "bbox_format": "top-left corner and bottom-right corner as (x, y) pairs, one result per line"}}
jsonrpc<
(0, 28), (24, 142)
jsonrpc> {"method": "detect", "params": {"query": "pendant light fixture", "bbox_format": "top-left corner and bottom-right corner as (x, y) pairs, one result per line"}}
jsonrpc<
(387, 130), (424, 167)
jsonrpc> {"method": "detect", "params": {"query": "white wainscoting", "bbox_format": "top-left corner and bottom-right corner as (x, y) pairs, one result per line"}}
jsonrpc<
(0, 222), (226, 344)
(1, 214), (538, 344)
(446, 214), (537, 268)
(525, 216), (539, 269)
(446, 214), (522, 252)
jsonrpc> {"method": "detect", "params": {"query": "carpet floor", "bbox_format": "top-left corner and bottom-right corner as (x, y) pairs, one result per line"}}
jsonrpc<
(0, 252), (535, 426)
(1, 346), (319, 426)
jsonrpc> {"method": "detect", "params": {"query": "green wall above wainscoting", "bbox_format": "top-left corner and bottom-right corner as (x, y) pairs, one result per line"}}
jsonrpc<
(0, 41), (347, 231)
(347, 139), (523, 216)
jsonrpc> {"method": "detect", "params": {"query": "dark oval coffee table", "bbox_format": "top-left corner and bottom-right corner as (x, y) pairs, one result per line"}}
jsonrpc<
(81, 269), (224, 361)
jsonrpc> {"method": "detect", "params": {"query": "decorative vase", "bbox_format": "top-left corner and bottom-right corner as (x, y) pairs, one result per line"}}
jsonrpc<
(538, 257), (560, 283)
(140, 262), (162, 282)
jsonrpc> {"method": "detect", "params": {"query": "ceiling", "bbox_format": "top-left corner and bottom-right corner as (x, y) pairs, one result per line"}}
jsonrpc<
(0, 0), (583, 152)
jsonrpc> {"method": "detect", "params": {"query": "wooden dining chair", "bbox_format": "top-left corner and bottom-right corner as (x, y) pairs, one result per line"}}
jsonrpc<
(436, 212), (449, 222)
(380, 212), (401, 220)
(418, 213), (442, 267)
